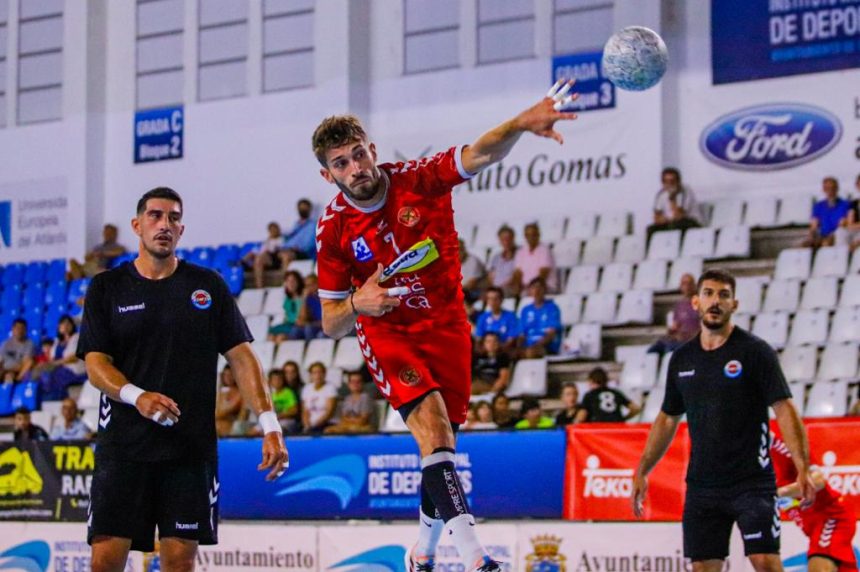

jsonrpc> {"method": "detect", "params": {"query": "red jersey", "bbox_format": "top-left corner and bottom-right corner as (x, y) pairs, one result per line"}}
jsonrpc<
(316, 146), (470, 332)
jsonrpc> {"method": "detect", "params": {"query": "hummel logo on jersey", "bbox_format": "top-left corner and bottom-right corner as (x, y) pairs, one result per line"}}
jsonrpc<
(117, 302), (145, 313)
(679, 370), (695, 377)
(351, 236), (374, 262)
(743, 531), (762, 540)
(175, 521), (199, 530)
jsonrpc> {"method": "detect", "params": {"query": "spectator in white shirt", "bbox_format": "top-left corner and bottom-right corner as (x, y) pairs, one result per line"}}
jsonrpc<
(512, 223), (558, 293)
(487, 225), (519, 297)
(647, 167), (701, 241)
(50, 398), (93, 440)
(300, 362), (337, 434)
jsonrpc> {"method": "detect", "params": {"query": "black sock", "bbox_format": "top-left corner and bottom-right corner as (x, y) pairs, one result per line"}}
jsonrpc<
(421, 482), (442, 520)
(420, 447), (470, 522)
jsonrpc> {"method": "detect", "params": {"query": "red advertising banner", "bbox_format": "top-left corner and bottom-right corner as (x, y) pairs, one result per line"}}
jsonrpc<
(565, 418), (860, 521)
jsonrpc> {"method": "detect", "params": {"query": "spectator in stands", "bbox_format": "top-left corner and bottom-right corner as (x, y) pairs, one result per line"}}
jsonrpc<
(464, 401), (498, 431)
(515, 397), (555, 429)
(802, 176), (852, 248)
(69, 223), (127, 279)
(555, 383), (584, 426)
(50, 398), (93, 440)
(487, 225), (520, 297)
(459, 239), (488, 303)
(471, 332), (511, 395)
(518, 277), (562, 358)
(278, 198), (318, 268)
(513, 223), (558, 293)
(491, 393), (518, 428)
(474, 287), (520, 352)
(245, 222), (286, 289)
(576, 367), (641, 423)
(215, 364), (244, 437)
(268, 368), (300, 433)
(34, 315), (87, 399)
(282, 359), (304, 392)
(835, 173), (860, 251)
(848, 386), (860, 417)
(33, 338), (53, 368)
(268, 270), (305, 342)
(301, 362), (337, 434)
(292, 274), (324, 340)
(0, 318), (34, 383)
(647, 167), (701, 241)
(648, 273), (700, 355)
(324, 371), (376, 434)
(13, 407), (48, 443)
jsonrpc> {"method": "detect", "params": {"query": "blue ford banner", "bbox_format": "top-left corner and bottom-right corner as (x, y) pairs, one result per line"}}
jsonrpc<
(219, 431), (565, 520)
(551, 52), (615, 113)
(712, 1), (860, 85)
(133, 106), (183, 163)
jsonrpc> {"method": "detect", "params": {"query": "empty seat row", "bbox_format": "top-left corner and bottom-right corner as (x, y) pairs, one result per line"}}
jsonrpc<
(738, 276), (860, 315)
(564, 258), (703, 295)
(780, 343), (860, 383)
(775, 246), (860, 281)
(707, 195), (814, 229)
(237, 336), (365, 373)
(752, 308), (860, 348)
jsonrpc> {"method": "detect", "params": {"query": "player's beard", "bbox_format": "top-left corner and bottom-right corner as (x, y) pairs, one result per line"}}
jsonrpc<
(700, 306), (730, 331)
(142, 233), (176, 260)
(337, 167), (384, 203)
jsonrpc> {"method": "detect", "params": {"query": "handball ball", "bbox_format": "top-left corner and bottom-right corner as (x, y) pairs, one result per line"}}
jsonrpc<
(602, 26), (668, 91)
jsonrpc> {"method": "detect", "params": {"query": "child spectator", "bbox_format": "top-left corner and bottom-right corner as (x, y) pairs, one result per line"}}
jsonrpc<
(300, 362), (337, 433)
(325, 371), (376, 434)
(472, 333), (511, 395)
(292, 274), (324, 340)
(474, 287), (520, 352)
(491, 393), (518, 428)
(268, 271), (305, 342)
(269, 368), (300, 433)
(465, 401), (498, 431)
(555, 383), (584, 426)
(515, 397), (555, 429)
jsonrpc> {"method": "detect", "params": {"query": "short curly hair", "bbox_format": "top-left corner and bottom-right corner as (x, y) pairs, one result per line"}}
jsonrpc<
(311, 115), (368, 167)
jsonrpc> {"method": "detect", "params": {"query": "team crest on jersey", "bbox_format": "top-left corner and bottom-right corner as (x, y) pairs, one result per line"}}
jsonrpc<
(399, 367), (422, 387)
(351, 236), (374, 262)
(724, 360), (743, 379)
(191, 289), (212, 310)
(398, 206), (421, 227)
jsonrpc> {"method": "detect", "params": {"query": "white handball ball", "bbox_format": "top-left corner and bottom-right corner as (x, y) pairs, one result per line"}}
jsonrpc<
(602, 26), (668, 91)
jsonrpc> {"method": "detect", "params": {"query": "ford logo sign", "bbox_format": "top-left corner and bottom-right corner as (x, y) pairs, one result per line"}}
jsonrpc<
(700, 104), (842, 171)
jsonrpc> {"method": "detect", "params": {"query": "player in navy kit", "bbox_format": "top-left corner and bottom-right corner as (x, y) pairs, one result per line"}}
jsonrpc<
(632, 269), (815, 572)
(78, 188), (288, 572)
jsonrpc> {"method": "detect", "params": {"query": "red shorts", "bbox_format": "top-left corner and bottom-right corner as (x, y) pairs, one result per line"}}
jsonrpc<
(355, 320), (471, 424)
(806, 513), (858, 572)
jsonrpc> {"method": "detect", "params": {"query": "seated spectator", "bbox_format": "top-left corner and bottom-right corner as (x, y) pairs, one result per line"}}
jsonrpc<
(802, 176), (852, 248)
(465, 401), (498, 430)
(13, 407), (49, 443)
(459, 239), (488, 303)
(646, 167), (701, 240)
(301, 362), (337, 434)
(268, 271), (305, 342)
(474, 287), (520, 352)
(576, 367), (641, 423)
(34, 315), (87, 400)
(555, 383), (584, 426)
(268, 369), (300, 433)
(518, 278), (562, 358)
(215, 365), (244, 437)
(848, 386), (860, 417)
(292, 274), (324, 340)
(278, 198), (318, 268)
(835, 173), (860, 251)
(282, 359), (305, 393)
(487, 225), (520, 297)
(512, 223), (558, 293)
(491, 393), (518, 428)
(69, 223), (127, 279)
(50, 398), (93, 440)
(324, 371), (376, 434)
(472, 332), (511, 395)
(515, 397), (555, 429)
(648, 273), (699, 355)
(1, 319), (34, 383)
(245, 222), (286, 289)
(33, 338), (53, 368)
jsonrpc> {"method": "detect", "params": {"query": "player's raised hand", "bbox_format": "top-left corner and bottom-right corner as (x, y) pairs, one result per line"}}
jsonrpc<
(514, 79), (579, 144)
(632, 472), (648, 518)
(135, 391), (181, 426)
(352, 264), (409, 317)
(258, 431), (289, 481)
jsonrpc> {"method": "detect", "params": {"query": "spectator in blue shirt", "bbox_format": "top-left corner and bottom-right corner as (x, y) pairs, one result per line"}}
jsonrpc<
(474, 287), (519, 352)
(50, 398), (93, 440)
(518, 277), (562, 358)
(279, 198), (318, 268)
(802, 177), (852, 248)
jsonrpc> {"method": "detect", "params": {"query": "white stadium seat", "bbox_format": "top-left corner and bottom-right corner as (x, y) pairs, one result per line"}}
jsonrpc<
(656, 352), (673, 388)
(812, 246), (849, 278)
(763, 279), (801, 313)
(680, 228), (715, 258)
(839, 275), (860, 307)
(566, 212), (597, 240)
(555, 294), (583, 326)
(507, 359), (548, 397)
(799, 277), (838, 310)
(303, 338), (336, 371)
(668, 258), (703, 291)
(261, 287), (285, 315)
(709, 198), (744, 228)
(777, 194), (814, 226)
(252, 341), (276, 369)
(77, 381), (102, 410)
(774, 248), (812, 281)
(752, 312), (789, 349)
(829, 306), (860, 343)
(616, 289), (654, 325)
(640, 385), (666, 423)
(714, 225), (751, 258)
(647, 230), (682, 260)
(581, 237), (615, 265)
(744, 196), (778, 227)
(851, 250), (860, 274)
(734, 277), (765, 315)
(276, 340), (306, 368)
(817, 343), (859, 381)
(501, 297), (518, 312)
(553, 240), (582, 269)
(633, 259), (668, 291)
(565, 265), (600, 295)
(333, 337), (364, 370)
(583, 292), (618, 324)
(599, 262), (633, 293)
(245, 314), (271, 342)
(237, 288), (265, 316)
(615, 344), (650, 364)
(787, 381), (807, 415)
(289, 259), (316, 277)
(561, 323), (602, 359)
(787, 310), (829, 347)
(596, 211), (630, 237)
(779, 345), (817, 382)
(614, 235), (647, 264)
(381, 406), (409, 433)
(733, 313), (752, 331)
(619, 353), (660, 393)
(805, 381), (849, 418)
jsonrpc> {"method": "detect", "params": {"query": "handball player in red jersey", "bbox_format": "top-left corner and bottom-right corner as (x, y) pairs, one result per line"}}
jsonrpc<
(313, 80), (578, 572)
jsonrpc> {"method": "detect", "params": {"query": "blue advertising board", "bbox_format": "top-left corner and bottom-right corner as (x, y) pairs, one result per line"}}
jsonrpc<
(551, 52), (615, 113)
(218, 430), (566, 520)
(712, 1), (860, 85)
(133, 106), (184, 163)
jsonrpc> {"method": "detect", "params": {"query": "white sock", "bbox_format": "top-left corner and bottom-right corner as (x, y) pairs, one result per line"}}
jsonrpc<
(446, 513), (488, 568)
(414, 509), (444, 558)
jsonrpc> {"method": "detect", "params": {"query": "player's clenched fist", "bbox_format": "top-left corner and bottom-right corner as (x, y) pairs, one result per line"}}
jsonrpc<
(351, 263), (408, 317)
(135, 391), (181, 426)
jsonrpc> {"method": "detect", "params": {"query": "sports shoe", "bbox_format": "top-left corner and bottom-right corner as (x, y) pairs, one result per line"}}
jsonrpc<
(405, 547), (435, 572)
(474, 555), (502, 572)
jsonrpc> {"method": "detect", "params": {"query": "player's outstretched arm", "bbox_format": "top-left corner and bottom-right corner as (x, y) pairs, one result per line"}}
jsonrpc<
(461, 79), (578, 174)
(225, 342), (289, 481)
(321, 264), (406, 339)
(772, 398), (815, 505)
(632, 411), (681, 518)
(777, 469), (826, 499)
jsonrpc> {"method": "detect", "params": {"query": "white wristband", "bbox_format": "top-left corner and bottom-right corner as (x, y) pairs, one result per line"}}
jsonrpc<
(258, 410), (282, 435)
(119, 384), (145, 406)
